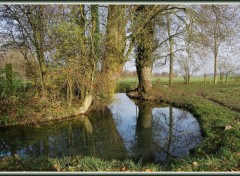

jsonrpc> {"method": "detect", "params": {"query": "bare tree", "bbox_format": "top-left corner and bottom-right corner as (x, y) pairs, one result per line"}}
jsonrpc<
(218, 55), (240, 83)
(177, 53), (200, 83)
(199, 5), (237, 84)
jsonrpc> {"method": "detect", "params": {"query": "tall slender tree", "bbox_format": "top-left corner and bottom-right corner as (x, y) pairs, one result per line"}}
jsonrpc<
(167, 14), (174, 85)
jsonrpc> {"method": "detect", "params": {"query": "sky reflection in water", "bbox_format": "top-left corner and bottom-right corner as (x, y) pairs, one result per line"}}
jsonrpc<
(0, 93), (202, 164)
(109, 93), (203, 163)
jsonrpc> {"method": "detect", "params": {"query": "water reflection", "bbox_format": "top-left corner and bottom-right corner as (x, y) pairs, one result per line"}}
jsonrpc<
(110, 93), (203, 163)
(0, 112), (127, 160)
(0, 93), (202, 164)
(152, 107), (202, 163)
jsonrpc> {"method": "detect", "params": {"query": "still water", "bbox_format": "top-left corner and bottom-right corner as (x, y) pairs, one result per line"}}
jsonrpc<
(0, 93), (203, 164)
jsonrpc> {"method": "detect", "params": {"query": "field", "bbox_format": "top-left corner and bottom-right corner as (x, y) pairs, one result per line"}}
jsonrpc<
(116, 76), (235, 92)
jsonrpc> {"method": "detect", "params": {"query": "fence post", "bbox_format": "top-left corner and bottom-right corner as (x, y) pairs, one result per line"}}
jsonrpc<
(5, 63), (13, 95)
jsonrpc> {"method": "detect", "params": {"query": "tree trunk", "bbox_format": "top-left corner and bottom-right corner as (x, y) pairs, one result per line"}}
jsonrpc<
(136, 64), (152, 92)
(134, 102), (154, 162)
(184, 72), (189, 84)
(82, 117), (93, 135)
(204, 74), (207, 84)
(213, 52), (218, 84)
(33, 5), (46, 97)
(37, 49), (46, 96)
(135, 6), (154, 93)
(137, 103), (152, 129)
(102, 5), (126, 98)
(187, 73), (190, 83)
(91, 5), (99, 55)
(213, 24), (218, 84)
(167, 15), (174, 85)
(90, 5), (99, 94)
(220, 72), (224, 83)
(166, 106), (173, 161)
(67, 79), (73, 106)
(74, 95), (93, 115)
(185, 75), (188, 84)
(225, 75), (228, 83)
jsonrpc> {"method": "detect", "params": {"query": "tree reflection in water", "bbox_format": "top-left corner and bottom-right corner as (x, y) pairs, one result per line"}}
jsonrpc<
(152, 107), (203, 163)
(0, 110), (128, 160)
(111, 93), (203, 164)
(0, 93), (202, 165)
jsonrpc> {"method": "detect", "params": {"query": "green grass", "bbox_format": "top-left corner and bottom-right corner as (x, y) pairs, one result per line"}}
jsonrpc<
(1, 76), (239, 172)
(116, 76), (233, 92)
(117, 76), (219, 84)
(0, 155), (164, 172)
(126, 80), (240, 171)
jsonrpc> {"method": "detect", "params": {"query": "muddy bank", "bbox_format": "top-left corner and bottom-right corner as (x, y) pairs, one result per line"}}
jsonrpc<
(127, 90), (159, 101)
(0, 95), (93, 128)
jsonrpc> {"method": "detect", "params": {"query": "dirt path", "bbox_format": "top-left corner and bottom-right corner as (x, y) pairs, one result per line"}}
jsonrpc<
(199, 93), (240, 114)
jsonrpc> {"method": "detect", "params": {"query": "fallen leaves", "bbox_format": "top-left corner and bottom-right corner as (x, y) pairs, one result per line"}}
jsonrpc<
(224, 125), (233, 130)
(192, 162), (198, 167)
(120, 166), (129, 171)
(145, 168), (152, 172)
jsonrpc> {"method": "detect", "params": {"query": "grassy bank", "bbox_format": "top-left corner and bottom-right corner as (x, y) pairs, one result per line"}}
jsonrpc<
(125, 78), (240, 171)
(0, 155), (166, 172)
(1, 77), (239, 172)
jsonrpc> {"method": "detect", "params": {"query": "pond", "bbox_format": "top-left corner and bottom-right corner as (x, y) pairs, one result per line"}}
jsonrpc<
(0, 93), (203, 164)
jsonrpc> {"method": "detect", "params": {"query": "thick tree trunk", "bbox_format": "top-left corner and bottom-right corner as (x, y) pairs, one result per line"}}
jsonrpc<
(137, 103), (152, 129)
(74, 95), (93, 115)
(102, 5), (126, 98)
(33, 5), (46, 97)
(184, 72), (189, 84)
(136, 64), (152, 92)
(134, 102), (154, 162)
(82, 117), (93, 134)
(89, 5), (99, 94)
(135, 6), (154, 93)
(103, 5), (126, 71)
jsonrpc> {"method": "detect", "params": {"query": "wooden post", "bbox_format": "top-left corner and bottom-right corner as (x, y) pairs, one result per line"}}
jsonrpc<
(5, 63), (13, 95)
